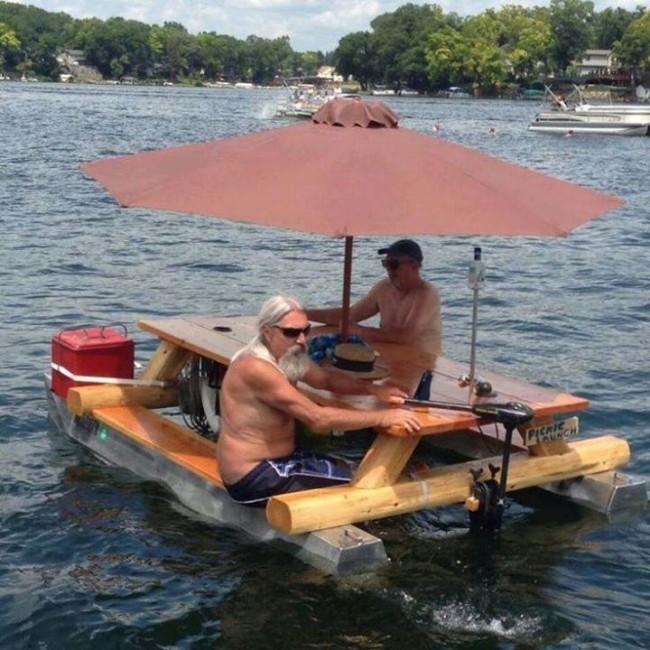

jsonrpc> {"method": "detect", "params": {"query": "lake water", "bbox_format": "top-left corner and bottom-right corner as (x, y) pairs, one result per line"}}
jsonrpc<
(1, 82), (649, 649)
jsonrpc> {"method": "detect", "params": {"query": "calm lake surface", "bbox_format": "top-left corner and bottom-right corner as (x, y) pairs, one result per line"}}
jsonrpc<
(1, 82), (649, 649)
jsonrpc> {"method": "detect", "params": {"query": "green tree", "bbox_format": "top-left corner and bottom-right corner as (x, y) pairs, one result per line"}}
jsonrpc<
(614, 10), (650, 84)
(370, 3), (452, 90)
(461, 13), (509, 91)
(0, 21), (20, 69)
(82, 17), (152, 79)
(425, 25), (467, 88)
(332, 31), (376, 89)
(497, 5), (552, 79)
(296, 50), (324, 77)
(150, 22), (193, 80)
(549, 0), (595, 74)
(426, 14), (510, 92)
(32, 33), (60, 79)
(244, 35), (293, 84)
(592, 6), (645, 49)
(0, 2), (71, 75)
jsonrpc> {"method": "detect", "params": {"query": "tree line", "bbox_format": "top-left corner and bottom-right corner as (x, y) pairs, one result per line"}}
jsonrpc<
(334, 1), (649, 93)
(1, 1), (649, 92)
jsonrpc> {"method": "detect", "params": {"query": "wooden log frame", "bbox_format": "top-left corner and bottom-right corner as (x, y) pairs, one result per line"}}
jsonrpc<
(66, 339), (190, 415)
(266, 435), (631, 535)
(67, 384), (179, 416)
(141, 340), (191, 381)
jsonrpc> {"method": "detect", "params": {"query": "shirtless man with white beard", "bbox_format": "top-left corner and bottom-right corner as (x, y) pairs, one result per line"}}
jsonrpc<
(216, 294), (421, 507)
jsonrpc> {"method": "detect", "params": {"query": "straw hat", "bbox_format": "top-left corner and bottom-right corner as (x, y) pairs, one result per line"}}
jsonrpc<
(323, 342), (390, 380)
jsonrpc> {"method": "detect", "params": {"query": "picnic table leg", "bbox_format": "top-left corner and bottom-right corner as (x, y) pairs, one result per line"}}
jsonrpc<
(141, 340), (191, 381)
(351, 433), (420, 488)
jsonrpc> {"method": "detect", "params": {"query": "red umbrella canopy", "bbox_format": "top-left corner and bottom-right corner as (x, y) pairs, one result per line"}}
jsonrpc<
(82, 98), (623, 239)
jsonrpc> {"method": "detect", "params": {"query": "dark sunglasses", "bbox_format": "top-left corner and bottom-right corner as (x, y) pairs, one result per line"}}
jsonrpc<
(274, 324), (311, 339)
(381, 258), (411, 271)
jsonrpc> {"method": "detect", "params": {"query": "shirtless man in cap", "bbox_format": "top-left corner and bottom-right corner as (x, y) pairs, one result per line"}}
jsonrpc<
(216, 294), (421, 506)
(306, 239), (441, 355)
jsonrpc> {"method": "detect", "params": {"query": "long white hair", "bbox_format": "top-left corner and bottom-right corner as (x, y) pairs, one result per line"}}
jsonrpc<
(234, 294), (310, 381)
(257, 294), (304, 332)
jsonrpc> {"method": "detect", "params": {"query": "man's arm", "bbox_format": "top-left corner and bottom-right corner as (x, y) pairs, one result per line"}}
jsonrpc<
(304, 305), (342, 325)
(305, 284), (382, 326)
(242, 357), (420, 433)
(302, 362), (407, 404)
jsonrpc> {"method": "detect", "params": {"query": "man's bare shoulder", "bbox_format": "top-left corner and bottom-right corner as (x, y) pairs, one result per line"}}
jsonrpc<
(229, 353), (284, 387)
(370, 278), (393, 296)
(421, 280), (440, 297)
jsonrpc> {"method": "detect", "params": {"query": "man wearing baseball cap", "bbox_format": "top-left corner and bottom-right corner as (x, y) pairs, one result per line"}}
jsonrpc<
(306, 238), (441, 356)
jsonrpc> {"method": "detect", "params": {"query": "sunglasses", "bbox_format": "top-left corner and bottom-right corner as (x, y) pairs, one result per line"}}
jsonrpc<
(273, 324), (311, 339)
(381, 258), (411, 271)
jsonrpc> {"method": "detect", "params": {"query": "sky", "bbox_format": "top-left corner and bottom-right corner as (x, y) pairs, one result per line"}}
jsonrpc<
(11, 1), (644, 52)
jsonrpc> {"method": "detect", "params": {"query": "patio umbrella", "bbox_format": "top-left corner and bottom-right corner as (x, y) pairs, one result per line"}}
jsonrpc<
(82, 98), (624, 339)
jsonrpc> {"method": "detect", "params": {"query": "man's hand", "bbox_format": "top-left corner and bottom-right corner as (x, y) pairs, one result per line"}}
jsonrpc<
(379, 408), (422, 434)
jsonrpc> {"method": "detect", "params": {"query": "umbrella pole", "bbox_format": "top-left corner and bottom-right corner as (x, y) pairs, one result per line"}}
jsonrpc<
(467, 247), (485, 402)
(341, 236), (353, 342)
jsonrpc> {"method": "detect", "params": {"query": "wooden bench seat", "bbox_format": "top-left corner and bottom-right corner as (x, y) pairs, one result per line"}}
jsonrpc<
(93, 405), (223, 487)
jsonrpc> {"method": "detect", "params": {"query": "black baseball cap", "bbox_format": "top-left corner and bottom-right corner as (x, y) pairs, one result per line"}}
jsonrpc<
(377, 239), (423, 263)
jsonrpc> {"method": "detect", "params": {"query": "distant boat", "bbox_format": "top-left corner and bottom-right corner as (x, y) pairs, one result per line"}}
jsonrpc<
(397, 88), (419, 96)
(529, 85), (650, 136)
(529, 112), (650, 136)
(371, 86), (395, 96)
(519, 88), (546, 100)
(274, 85), (358, 119)
(440, 86), (471, 98)
(274, 85), (334, 118)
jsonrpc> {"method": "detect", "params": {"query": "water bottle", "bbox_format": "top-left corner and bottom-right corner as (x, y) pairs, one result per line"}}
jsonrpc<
(468, 246), (485, 289)
(414, 370), (433, 400)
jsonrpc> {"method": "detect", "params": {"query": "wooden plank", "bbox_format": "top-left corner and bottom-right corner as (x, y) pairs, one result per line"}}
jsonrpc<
(266, 435), (631, 534)
(93, 405), (223, 487)
(138, 316), (255, 365)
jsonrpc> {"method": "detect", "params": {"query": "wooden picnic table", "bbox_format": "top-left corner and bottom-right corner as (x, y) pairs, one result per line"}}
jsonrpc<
(137, 314), (590, 489)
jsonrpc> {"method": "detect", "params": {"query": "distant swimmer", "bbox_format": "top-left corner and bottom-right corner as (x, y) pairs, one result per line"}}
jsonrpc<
(432, 121), (442, 133)
(565, 129), (574, 138)
(489, 127), (497, 136)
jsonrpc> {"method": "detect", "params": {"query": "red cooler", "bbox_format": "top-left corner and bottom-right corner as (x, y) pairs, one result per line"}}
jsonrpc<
(51, 326), (135, 399)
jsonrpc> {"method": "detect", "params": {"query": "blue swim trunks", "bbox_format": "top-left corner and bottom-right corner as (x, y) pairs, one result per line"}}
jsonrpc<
(224, 449), (353, 507)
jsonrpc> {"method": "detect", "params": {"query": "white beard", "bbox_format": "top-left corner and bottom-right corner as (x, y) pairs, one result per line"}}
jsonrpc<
(278, 346), (310, 382)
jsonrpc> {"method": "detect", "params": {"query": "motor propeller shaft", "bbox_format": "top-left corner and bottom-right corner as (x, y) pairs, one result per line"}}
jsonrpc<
(403, 398), (535, 427)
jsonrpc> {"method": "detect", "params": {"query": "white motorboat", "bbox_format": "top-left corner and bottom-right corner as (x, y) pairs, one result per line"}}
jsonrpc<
(274, 85), (331, 118)
(529, 111), (650, 136)
(530, 85), (650, 135)
(572, 102), (650, 121)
